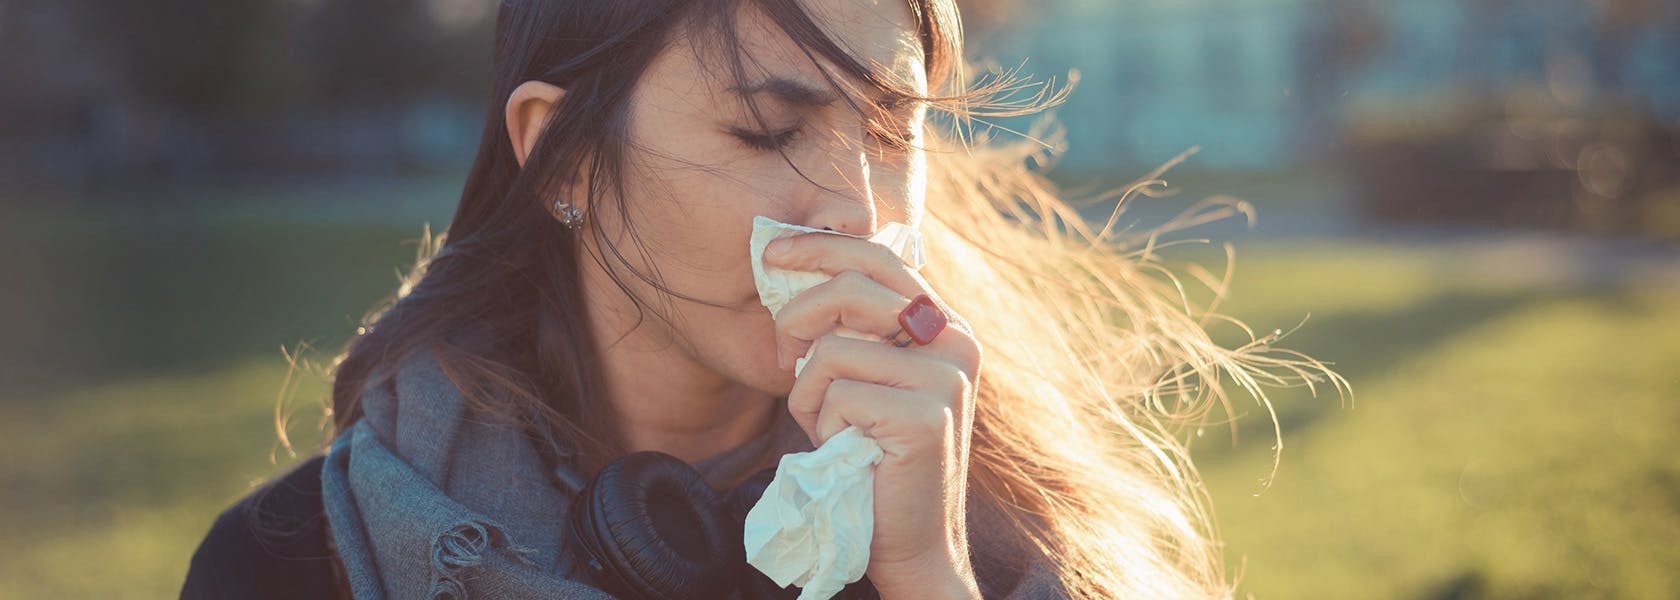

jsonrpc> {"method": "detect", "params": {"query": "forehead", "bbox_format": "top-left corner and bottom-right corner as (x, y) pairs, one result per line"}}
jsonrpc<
(716, 0), (927, 100)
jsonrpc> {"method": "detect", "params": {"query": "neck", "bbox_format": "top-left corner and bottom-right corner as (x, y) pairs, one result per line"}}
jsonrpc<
(582, 285), (777, 467)
(601, 347), (778, 465)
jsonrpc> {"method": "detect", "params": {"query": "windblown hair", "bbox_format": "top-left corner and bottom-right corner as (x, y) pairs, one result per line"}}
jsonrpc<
(321, 0), (1347, 597)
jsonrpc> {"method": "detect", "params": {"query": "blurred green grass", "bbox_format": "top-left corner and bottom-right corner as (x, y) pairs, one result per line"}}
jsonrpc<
(1185, 240), (1680, 599)
(2, 194), (1677, 598)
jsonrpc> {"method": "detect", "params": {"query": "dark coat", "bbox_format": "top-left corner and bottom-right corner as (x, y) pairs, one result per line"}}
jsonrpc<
(181, 455), (352, 599)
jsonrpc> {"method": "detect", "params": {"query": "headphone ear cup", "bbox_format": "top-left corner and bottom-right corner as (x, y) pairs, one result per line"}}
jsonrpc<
(570, 452), (742, 600)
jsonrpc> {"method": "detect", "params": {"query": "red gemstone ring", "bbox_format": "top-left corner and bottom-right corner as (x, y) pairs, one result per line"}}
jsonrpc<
(887, 294), (948, 347)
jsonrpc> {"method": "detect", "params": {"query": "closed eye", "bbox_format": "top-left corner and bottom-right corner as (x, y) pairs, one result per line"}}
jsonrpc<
(729, 127), (801, 151)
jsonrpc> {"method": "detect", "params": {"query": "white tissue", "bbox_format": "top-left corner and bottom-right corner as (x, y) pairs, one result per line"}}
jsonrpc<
(748, 215), (926, 376)
(743, 216), (925, 600)
(743, 426), (883, 600)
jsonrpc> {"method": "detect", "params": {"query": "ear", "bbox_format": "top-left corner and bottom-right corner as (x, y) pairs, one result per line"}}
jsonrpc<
(506, 80), (567, 167)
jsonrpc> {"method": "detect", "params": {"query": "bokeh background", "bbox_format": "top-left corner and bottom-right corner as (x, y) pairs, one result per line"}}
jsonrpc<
(3, 0), (1678, 597)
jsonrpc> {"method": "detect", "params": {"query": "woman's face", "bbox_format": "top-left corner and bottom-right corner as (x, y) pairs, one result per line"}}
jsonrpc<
(578, 0), (930, 398)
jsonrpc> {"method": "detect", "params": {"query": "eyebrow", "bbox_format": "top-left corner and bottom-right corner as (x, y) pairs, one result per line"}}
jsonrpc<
(732, 77), (839, 107)
(731, 76), (919, 111)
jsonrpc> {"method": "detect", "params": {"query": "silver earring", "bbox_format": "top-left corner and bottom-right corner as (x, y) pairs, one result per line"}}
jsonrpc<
(553, 200), (584, 230)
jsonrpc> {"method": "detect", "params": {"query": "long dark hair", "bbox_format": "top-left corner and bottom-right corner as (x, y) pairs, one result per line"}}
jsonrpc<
(329, 0), (960, 474)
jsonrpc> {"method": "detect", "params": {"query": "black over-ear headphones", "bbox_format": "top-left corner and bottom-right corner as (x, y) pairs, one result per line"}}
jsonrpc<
(568, 451), (879, 600)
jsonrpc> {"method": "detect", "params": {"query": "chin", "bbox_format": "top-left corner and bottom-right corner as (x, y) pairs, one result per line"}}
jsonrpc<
(736, 312), (796, 395)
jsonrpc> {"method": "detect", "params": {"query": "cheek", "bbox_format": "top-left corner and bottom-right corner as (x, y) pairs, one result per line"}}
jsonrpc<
(618, 163), (774, 273)
(868, 148), (927, 227)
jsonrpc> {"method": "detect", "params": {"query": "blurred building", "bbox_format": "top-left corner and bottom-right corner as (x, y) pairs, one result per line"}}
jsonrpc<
(990, 0), (1680, 174)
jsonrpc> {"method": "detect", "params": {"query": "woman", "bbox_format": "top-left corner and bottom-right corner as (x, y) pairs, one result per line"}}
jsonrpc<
(184, 0), (1338, 598)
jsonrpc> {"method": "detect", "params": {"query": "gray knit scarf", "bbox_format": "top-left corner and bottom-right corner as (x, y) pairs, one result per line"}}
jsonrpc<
(320, 350), (1064, 599)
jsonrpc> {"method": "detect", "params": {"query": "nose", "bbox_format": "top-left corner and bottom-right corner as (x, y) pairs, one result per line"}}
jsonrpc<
(799, 145), (876, 237)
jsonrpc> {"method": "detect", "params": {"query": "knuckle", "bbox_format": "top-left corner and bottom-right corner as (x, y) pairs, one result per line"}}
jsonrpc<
(936, 317), (982, 369)
(908, 400), (953, 435)
(786, 384), (817, 416)
(957, 336), (983, 373)
(936, 362), (972, 402)
(772, 310), (795, 335)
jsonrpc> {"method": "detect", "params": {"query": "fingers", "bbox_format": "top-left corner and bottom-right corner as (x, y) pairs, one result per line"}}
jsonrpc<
(813, 380), (949, 451)
(771, 272), (981, 379)
(764, 232), (929, 301)
(772, 270), (909, 370)
(764, 231), (975, 348)
(787, 335), (972, 446)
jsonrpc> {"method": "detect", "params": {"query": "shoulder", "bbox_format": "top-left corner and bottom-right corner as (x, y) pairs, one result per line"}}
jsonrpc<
(181, 455), (350, 600)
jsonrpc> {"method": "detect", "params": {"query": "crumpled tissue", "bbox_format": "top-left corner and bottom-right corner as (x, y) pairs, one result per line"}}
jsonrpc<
(743, 426), (884, 600)
(742, 215), (926, 600)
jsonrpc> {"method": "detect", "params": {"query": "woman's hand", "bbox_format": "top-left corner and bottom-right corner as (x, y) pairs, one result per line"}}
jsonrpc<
(762, 233), (983, 599)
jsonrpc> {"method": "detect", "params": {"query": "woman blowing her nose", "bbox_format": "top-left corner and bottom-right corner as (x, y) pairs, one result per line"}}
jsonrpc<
(183, 0), (1338, 598)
